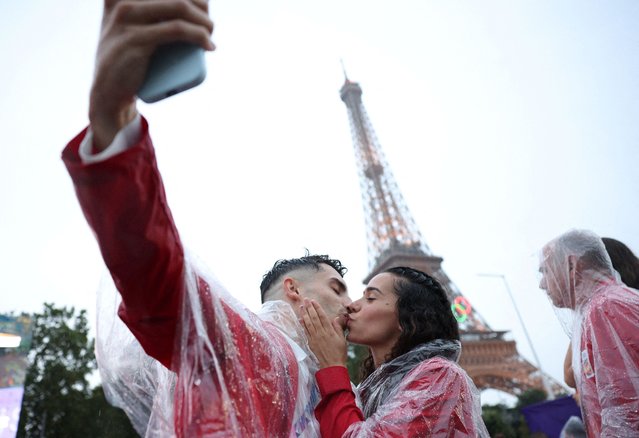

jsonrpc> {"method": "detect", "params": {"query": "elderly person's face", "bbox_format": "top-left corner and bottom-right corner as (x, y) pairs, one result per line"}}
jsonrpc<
(539, 245), (573, 309)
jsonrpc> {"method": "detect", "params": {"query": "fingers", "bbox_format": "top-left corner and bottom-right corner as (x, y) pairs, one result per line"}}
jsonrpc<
(113, 0), (213, 33)
(310, 300), (333, 328)
(104, 0), (119, 13)
(301, 299), (347, 339)
(307, 299), (334, 333)
(300, 300), (348, 368)
(300, 300), (320, 336)
(107, 0), (214, 50)
(106, 0), (209, 15)
(129, 20), (215, 51)
(300, 299), (330, 335)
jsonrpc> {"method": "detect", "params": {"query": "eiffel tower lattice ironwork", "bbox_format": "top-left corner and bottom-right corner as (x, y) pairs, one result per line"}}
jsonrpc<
(339, 76), (563, 396)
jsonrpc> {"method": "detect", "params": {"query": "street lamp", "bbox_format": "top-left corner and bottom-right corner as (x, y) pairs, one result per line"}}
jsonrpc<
(478, 273), (555, 400)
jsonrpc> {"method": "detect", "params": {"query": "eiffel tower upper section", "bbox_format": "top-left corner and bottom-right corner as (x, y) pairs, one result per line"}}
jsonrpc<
(339, 76), (491, 333)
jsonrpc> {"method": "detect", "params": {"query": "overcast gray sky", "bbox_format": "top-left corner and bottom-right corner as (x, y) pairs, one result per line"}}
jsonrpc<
(2, 0), (638, 404)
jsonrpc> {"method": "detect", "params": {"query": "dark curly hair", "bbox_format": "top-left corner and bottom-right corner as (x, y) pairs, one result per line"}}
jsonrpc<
(603, 237), (639, 289)
(260, 252), (347, 303)
(360, 266), (459, 380)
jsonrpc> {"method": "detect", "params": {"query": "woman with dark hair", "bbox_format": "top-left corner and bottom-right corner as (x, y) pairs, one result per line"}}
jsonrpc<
(301, 266), (488, 437)
(602, 237), (639, 289)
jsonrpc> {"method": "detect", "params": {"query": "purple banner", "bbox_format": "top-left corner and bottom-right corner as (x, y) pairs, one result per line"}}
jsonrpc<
(520, 395), (582, 438)
(0, 386), (24, 438)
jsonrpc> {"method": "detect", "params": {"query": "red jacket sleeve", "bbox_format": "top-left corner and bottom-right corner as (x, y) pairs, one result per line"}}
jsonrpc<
(62, 122), (299, 436)
(63, 120), (182, 368)
(315, 366), (364, 437)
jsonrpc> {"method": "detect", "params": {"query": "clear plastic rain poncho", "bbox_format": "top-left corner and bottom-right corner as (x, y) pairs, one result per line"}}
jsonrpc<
(343, 340), (489, 437)
(539, 229), (639, 436)
(95, 252), (322, 438)
(62, 122), (324, 437)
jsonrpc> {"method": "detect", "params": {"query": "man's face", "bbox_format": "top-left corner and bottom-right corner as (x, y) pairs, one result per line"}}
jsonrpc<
(297, 264), (351, 319)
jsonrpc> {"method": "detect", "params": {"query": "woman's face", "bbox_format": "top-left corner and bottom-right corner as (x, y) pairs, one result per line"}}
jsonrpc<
(346, 272), (402, 349)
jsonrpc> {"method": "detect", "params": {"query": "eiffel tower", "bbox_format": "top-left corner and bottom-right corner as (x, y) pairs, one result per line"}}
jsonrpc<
(339, 75), (563, 397)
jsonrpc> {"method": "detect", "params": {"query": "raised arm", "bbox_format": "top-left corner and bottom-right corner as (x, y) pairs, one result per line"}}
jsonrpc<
(65, 0), (213, 368)
(64, 117), (185, 368)
(63, 3), (300, 435)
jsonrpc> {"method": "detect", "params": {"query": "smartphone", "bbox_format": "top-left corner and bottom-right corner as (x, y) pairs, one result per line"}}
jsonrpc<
(138, 42), (207, 103)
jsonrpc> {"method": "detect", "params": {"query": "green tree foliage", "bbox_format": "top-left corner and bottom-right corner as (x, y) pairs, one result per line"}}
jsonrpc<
(515, 388), (547, 409)
(481, 404), (516, 437)
(482, 389), (548, 438)
(16, 303), (138, 437)
(346, 343), (369, 385)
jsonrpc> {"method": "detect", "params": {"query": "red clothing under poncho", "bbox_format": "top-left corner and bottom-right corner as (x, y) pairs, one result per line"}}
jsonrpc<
(62, 119), (322, 437)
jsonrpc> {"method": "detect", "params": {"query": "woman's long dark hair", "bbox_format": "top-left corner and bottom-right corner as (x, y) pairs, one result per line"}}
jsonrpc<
(603, 237), (639, 289)
(360, 266), (460, 380)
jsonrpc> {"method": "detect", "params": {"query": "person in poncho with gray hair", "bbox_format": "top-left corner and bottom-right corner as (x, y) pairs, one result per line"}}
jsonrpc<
(539, 229), (639, 437)
(300, 266), (489, 437)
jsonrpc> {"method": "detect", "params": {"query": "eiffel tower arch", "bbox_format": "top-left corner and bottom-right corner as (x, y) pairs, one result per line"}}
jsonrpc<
(339, 76), (564, 397)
